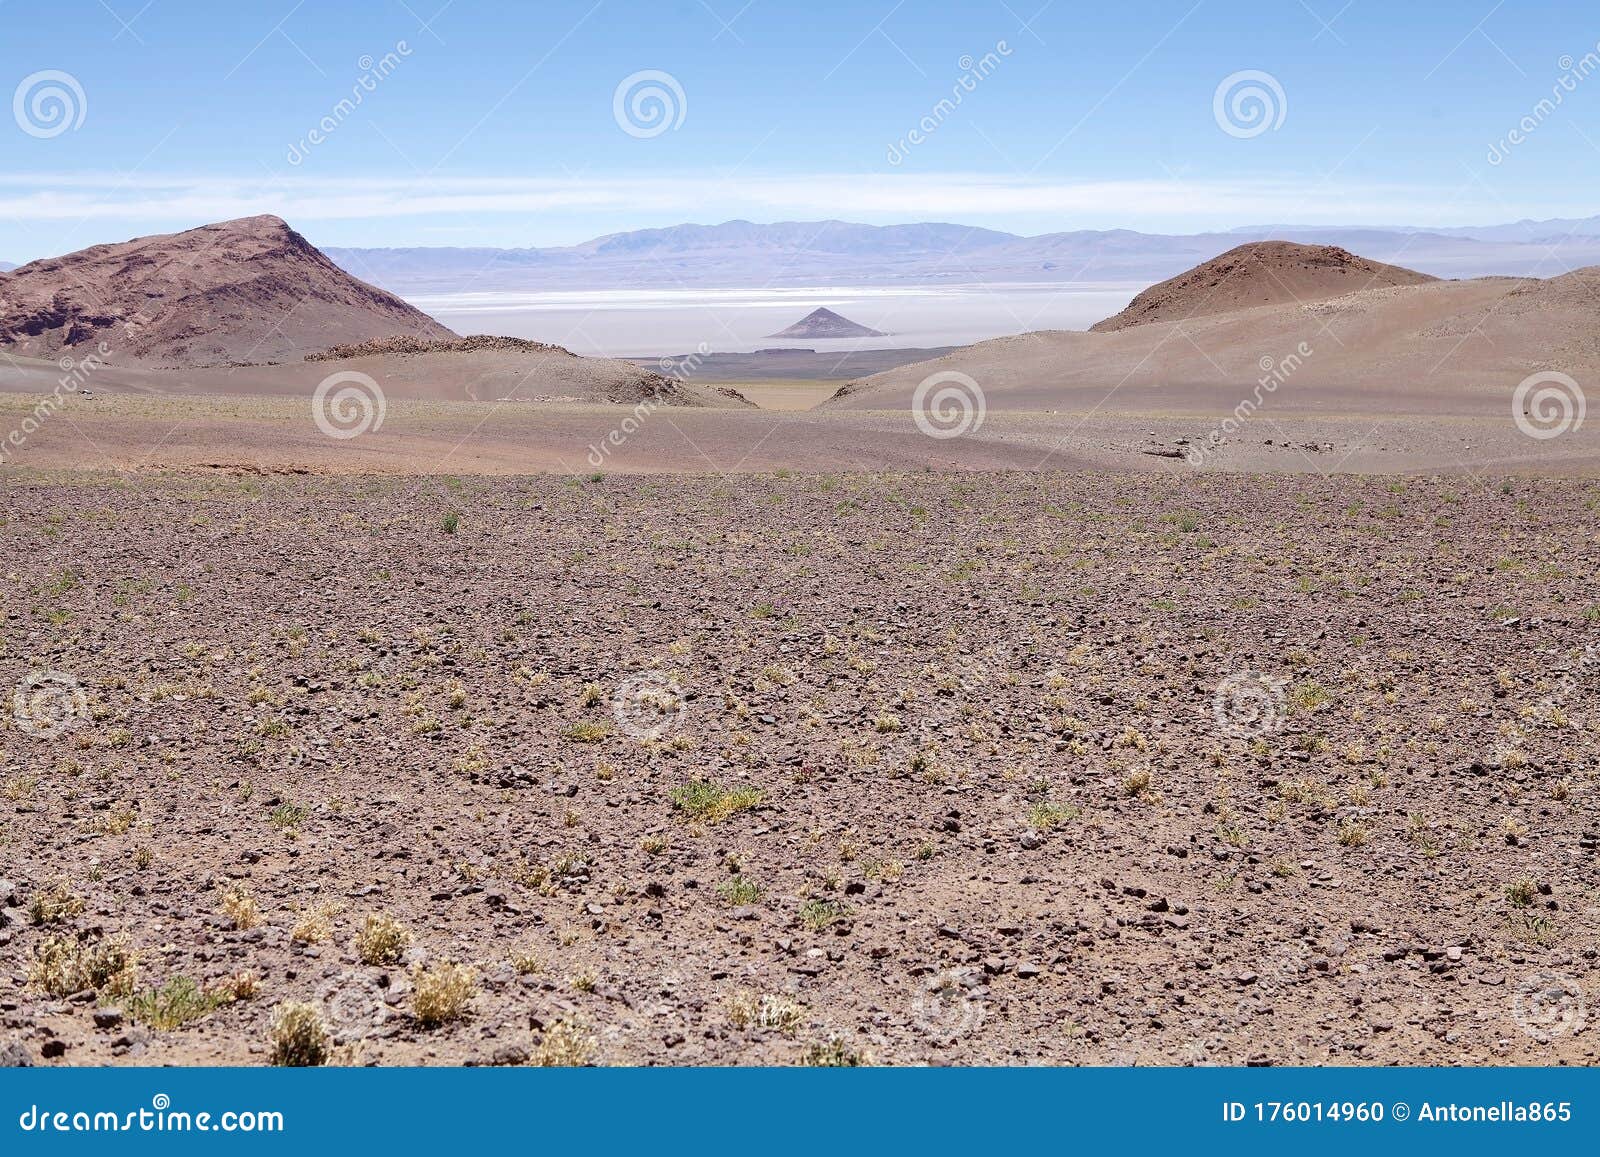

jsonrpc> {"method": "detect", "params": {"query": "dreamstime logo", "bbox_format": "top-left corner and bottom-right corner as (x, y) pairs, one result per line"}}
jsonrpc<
(586, 343), (705, 468)
(0, 342), (110, 467)
(312, 371), (387, 440)
(287, 42), (412, 165)
(1513, 371), (1584, 440)
(912, 371), (986, 439)
(12, 670), (88, 738)
(1513, 972), (1587, 1043)
(657, 340), (711, 379)
(613, 70), (686, 138)
(1186, 342), (1313, 466)
(910, 969), (985, 1044)
(1232, 945), (1316, 1023)
(1212, 70), (1286, 139)
(1488, 45), (1600, 165)
(314, 972), (389, 1042)
(1212, 671), (1286, 739)
(886, 40), (1013, 164)
(13, 70), (87, 138)
(1521, 643), (1599, 732)
(612, 670), (687, 740)
(586, 392), (675, 469)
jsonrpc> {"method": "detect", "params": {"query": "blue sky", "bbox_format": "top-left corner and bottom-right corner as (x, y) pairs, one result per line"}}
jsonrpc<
(3, 0), (1600, 258)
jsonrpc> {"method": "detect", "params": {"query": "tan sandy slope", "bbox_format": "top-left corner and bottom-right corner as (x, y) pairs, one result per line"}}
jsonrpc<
(827, 267), (1600, 415)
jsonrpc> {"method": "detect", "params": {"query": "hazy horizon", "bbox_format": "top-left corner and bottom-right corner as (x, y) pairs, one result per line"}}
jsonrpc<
(406, 282), (1143, 357)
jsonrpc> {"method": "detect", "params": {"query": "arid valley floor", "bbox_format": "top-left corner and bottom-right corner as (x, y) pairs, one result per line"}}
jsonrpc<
(2, 461), (1597, 1066)
(3, 221), (1599, 1067)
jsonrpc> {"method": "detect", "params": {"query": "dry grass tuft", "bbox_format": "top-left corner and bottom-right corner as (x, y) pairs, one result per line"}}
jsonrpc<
(268, 1001), (329, 1066)
(28, 933), (138, 998)
(291, 901), (339, 945)
(28, 882), (86, 927)
(728, 989), (805, 1035)
(412, 962), (476, 1027)
(669, 778), (763, 823)
(219, 883), (260, 930)
(800, 1035), (871, 1066)
(530, 1019), (596, 1066)
(354, 912), (412, 965)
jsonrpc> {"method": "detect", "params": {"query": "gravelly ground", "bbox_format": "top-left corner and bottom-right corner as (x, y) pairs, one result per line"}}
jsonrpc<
(0, 469), (1596, 1067)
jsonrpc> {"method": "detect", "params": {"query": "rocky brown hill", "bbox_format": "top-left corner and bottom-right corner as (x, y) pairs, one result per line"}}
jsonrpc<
(0, 215), (454, 367)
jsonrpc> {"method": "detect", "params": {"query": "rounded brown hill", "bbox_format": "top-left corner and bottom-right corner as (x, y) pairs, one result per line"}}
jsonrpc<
(1089, 240), (1437, 333)
(0, 214), (454, 367)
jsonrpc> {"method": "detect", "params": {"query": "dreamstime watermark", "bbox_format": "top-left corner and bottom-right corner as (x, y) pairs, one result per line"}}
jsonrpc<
(912, 371), (986, 439)
(314, 971), (390, 1042)
(910, 968), (986, 1044)
(1232, 943), (1327, 1028)
(612, 670), (687, 740)
(13, 70), (86, 138)
(1186, 341), (1313, 466)
(1513, 971), (1587, 1043)
(312, 370), (387, 439)
(1213, 70), (1287, 139)
(613, 70), (687, 138)
(1492, 643), (1594, 767)
(1212, 671), (1286, 739)
(583, 344), (708, 468)
(886, 41), (1013, 165)
(1488, 46), (1600, 165)
(287, 43), (412, 165)
(582, 395), (669, 468)
(12, 670), (88, 738)
(1512, 370), (1584, 439)
(0, 343), (109, 466)
(17, 1093), (283, 1134)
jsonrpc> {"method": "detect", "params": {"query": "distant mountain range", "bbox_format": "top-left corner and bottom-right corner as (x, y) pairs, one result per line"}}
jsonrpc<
(325, 217), (1600, 294)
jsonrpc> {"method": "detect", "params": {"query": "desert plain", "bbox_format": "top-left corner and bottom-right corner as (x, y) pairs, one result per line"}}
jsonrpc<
(1, 221), (1597, 1068)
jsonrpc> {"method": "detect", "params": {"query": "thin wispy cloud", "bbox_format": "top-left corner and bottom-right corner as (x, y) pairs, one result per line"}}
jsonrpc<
(0, 172), (1578, 243)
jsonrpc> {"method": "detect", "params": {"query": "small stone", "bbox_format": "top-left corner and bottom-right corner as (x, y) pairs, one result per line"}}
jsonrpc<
(1236, 971), (1258, 985)
(93, 1008), (124, 1030)
(40, 1039), (67, 1059)
(1019, 831), (1042, 850)
(490, 1045), (529, 1066)
(1016, 962), (1041, 978)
